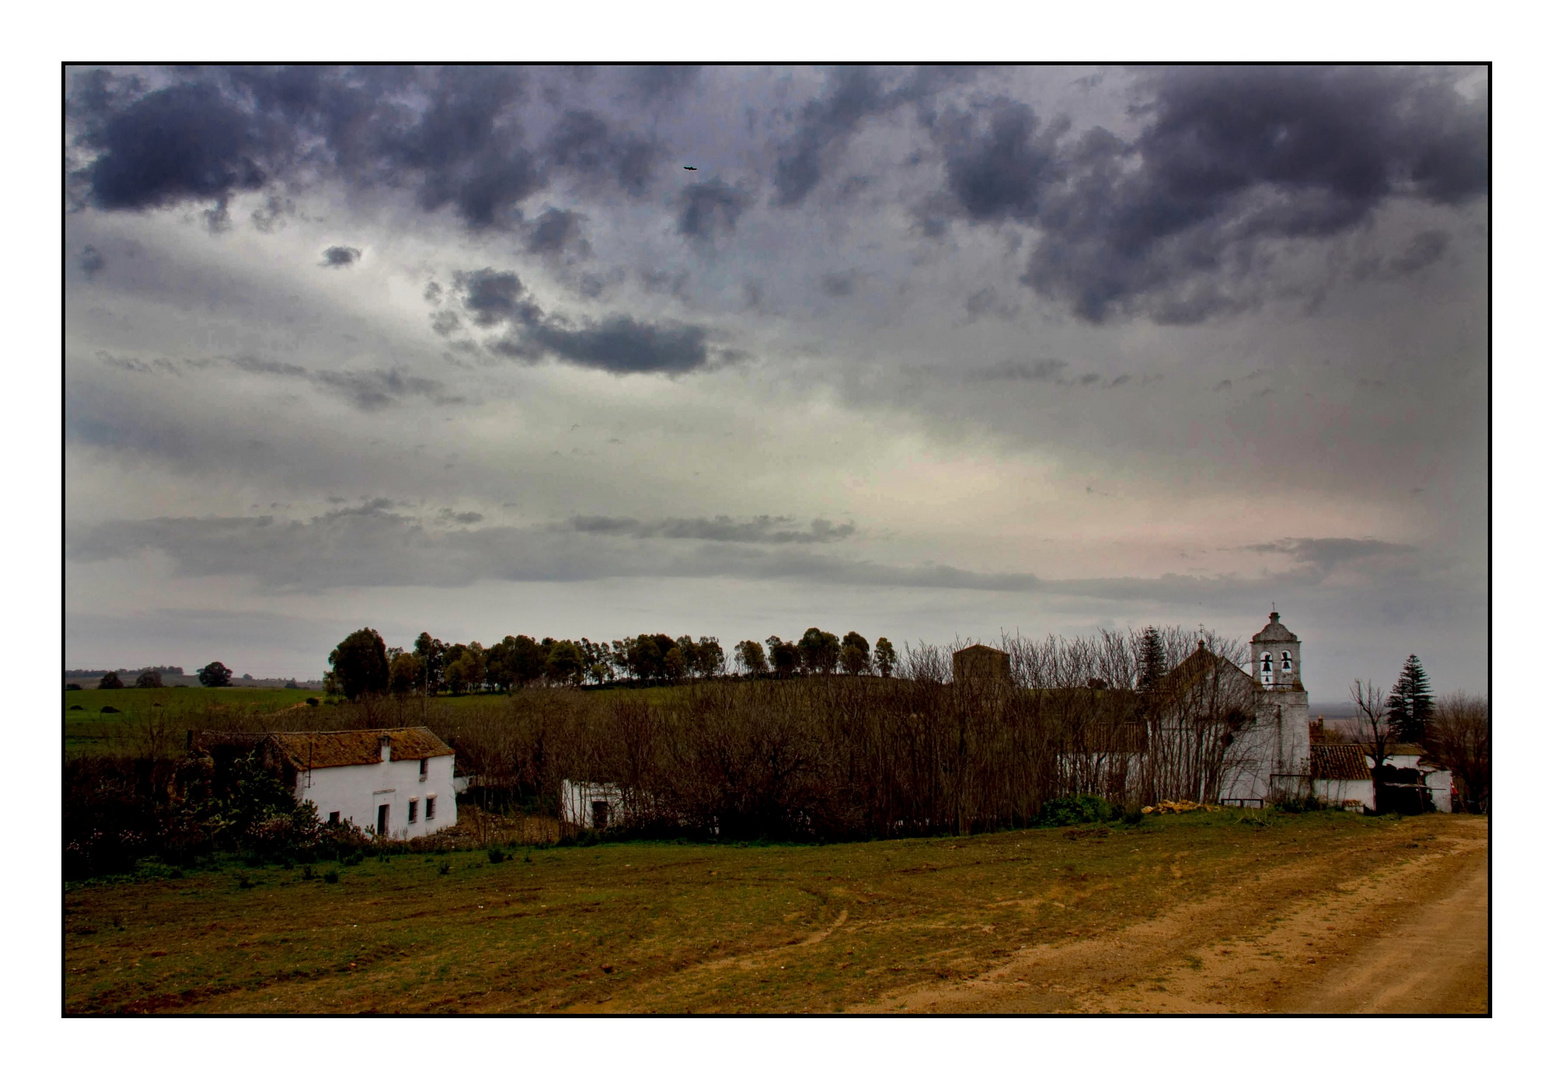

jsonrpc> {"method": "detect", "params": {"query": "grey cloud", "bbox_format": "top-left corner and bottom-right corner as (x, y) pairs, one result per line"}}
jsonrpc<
(522, 207), (591, 258)
(79, 245), (105, 277)
(68, 509), (1011, 594)
(525, 316), (710, 375)
(820, 270), (857, 298)
(226, 355), (453, 411)
(964, 286), (1019, 321)
(453, 267), (535, 327)
(627, 65), (701, 102)
(544, 110), (661, 196)
(770, 66), (972, 207)
(320, 245), (361, 267)
(69, 66), (666, 233)
(442, 267), (722, 375)
(564, 514), (855, 544)
(1388, 230), (1449, 276)
(924, 67), (1486, 324)
(968, 358), (1069, 382)
(1244, 537), (1415, 575)
(677, 179), (750, 243)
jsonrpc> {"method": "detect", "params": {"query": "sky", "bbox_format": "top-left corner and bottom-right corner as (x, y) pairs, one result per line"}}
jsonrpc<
(61, 64), (1489, 699)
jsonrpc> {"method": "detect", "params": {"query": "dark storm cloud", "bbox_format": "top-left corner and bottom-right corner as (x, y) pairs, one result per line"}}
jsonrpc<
(68, 66), (664, 233)
(544, 110), (661, 195)
(74, 77), (280, 211)
(525, 316), (710, 374)
(442, 267), (723, 375)
(521, 207), (591, 258)
(564, 515), (855, 544)
(320, 245), (360, 267)
(924, 67), (1486, 323)
(676, 180), (750, 243)
(770, 66), (972, 206)
(452, 268), (534, 327)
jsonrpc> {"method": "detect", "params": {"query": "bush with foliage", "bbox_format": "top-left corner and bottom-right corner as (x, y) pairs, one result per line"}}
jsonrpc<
(1035, 794), (1117, 827)
(97, 671), (124, 690)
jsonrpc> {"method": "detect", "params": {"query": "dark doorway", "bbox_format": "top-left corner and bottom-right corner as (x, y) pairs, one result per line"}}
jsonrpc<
(377, 803), (389, 835)
(591, 801), (610, 829)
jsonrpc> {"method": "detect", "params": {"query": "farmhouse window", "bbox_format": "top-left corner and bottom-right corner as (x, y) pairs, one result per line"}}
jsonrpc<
(426, 796), (436, 820)
(419, 758), (429, 781)
(328, 811), (340, 826)
(408, 799), (419, 824)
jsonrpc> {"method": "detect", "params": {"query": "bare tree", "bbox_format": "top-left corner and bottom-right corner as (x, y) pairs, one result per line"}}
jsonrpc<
(1427, 692), (1489, 812)
(1351, 678), (1393, 810)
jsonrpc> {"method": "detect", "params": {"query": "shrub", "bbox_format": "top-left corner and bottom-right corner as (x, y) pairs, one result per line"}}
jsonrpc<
(69, 704), (84, 711)
(1273, 794), (1324, 814)
(306, 697), (320, 707)
(66, 683), (83, 691)
(98, 671), (125, 690)
(301, 865), (317, 881)
(487, 846), (506, 864)
(1036, 794), (1116, 828)
(323, 870), (340, 884)
(100, 705), (121, 714)
(438, 863), (451, 875)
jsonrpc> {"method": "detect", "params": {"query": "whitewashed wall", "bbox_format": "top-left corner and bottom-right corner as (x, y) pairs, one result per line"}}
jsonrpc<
(560, 779), (624, 828)
(294, 750), (458, 838)
(1313, 777), (1374, 811)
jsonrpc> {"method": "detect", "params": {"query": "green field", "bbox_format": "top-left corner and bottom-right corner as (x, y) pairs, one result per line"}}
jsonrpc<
(64, 687), (322, 755)
(62, 684), (692, 756)
(63, 809), (1447, 1014)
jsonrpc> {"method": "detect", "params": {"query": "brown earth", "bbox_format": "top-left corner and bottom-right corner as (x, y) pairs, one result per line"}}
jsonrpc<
(862, 814), (1488, 1014)
(65, 812), (1487, 1015)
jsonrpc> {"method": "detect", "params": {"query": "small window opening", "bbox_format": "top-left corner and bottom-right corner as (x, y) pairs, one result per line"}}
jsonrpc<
(408, 799), (419, 824)
(419, 758), (429, 781)
(328, 811), (340, 826)
(426, 795), (436, 820)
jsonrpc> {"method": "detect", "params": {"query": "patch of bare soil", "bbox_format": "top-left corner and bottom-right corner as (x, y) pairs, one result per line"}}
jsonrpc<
(863, 815), (1487, 1014)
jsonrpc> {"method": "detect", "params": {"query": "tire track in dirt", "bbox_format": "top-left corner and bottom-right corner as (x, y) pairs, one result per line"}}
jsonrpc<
(862, 816), (1487, 1014)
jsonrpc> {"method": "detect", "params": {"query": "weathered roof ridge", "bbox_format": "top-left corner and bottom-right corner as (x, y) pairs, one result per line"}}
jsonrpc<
(195, 726), (453, 770)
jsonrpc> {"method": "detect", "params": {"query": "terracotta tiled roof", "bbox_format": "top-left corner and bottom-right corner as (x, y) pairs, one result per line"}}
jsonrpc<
(1311, 743), (1370, 781)
(195, 727), (452, 770)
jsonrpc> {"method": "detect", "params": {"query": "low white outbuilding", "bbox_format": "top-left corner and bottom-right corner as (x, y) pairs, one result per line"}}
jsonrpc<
(1310, 744), (1374, 811)
(196, 727), (459, 838)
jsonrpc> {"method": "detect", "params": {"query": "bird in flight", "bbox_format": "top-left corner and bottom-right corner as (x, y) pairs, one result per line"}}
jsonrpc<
(683, 165), (697, 171)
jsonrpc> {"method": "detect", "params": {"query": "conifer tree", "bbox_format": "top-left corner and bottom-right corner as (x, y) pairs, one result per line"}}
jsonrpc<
(1385, 654), (1434, 744)
(1137, 626), (1166, 693)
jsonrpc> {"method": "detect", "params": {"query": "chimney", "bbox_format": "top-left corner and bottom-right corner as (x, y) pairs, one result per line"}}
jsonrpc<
(379, 734), (392, 764)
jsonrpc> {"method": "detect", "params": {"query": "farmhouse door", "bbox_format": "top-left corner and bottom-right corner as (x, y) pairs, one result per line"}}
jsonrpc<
(377, 803), (389, 835)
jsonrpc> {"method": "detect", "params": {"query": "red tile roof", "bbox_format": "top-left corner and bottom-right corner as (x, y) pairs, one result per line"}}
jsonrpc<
(1311, 743), (1370, 781)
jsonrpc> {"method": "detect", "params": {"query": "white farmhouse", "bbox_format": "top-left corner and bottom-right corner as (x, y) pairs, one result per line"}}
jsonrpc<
(196, 727), (459, 838)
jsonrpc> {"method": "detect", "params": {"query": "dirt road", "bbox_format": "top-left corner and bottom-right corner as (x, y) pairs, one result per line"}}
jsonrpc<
(865, 815), (1488, 1014)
